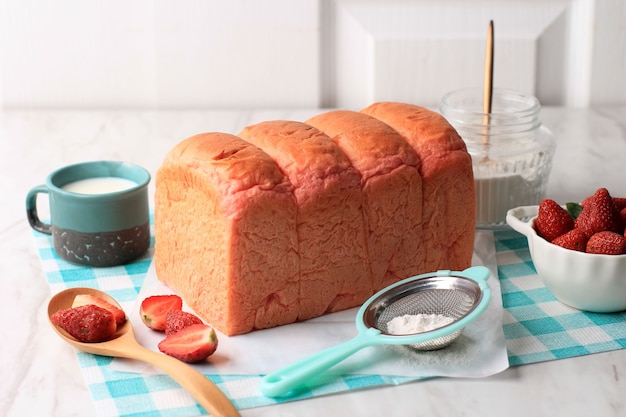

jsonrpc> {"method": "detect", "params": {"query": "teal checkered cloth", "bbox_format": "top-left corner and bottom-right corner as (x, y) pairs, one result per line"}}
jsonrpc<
(494, 229), (626, 365)
(35, 226), (626, 416)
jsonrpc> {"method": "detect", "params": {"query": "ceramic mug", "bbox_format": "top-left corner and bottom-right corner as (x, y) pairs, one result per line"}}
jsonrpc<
(26, 160), (151, 267)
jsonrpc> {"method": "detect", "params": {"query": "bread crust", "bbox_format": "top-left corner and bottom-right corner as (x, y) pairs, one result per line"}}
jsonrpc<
(154, 132), (299, 335)
(306, 110), (424, 289)
(361, 102), (475, 271)
(239, 121), (372, 320)
(154, 105), (476, 336)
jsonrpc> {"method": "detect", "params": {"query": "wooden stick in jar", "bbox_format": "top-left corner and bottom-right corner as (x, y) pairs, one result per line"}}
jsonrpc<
(483, 20), (494, 145)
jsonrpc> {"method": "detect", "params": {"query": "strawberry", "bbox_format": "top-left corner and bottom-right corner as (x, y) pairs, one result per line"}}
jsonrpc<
(575, 188), (624, 238)
(51, 304), (117, 343)
(551, 229), (588, 252)
(165, 309), (203, 336)
(72, 293), (126, 326)
(586, 231), (626, 255)
(534, 199), (574, 242)
(620, 207), (626, 228)
(581, 195), (626, 210)
(613, 197), (626, 212)
(140, 295), (183, 331)
(158, 323), (219, 363)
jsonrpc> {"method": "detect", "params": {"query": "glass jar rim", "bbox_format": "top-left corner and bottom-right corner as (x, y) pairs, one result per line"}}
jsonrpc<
(441, 87), (540, 117)
(440, 87), (542, 132)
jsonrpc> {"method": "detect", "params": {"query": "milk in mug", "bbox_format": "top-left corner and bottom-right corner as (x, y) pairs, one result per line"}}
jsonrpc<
(26, 160), (151, 267)
(62, 177), (138, 194)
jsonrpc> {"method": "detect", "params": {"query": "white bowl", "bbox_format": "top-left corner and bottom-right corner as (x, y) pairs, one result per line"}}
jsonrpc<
(506, 205), (626, 313)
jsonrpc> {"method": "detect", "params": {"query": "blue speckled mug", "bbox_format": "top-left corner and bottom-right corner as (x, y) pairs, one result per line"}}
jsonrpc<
(26, 160), (151, 267)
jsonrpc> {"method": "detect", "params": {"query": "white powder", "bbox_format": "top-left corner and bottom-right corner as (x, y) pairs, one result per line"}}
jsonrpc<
(386, 313), (454, 335)
(473, 161), (548, 228)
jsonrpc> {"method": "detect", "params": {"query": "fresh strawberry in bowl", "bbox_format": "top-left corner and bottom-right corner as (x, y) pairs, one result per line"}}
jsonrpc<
(506, 187), (626, 313)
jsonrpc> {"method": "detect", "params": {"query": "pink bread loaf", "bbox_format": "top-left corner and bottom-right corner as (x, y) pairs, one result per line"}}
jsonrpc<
(306, 110), (424, 290)
(238, 120), (372, 321)
(154, 132), (300, 336)
(154, 104), (475, 336)
(361, 102), (475, 271)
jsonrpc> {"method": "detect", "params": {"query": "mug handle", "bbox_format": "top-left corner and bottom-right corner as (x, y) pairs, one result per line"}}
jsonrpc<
(26, 185), (52, 235)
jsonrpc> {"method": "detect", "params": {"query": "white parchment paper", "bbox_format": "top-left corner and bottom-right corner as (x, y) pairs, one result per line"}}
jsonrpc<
(111, 231), (509, 379)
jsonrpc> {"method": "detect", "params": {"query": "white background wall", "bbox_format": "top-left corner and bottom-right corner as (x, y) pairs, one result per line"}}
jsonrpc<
(0, 0), (624, 110)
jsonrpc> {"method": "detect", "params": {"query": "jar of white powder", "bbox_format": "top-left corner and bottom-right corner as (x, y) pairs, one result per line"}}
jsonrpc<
(440, 88), (555, 229)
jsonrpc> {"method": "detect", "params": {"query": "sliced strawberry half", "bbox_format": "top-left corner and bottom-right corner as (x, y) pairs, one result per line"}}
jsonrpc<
(158, 323), (218, 363)
(140, 294), (183, 331)
(72, 293), (126, 326)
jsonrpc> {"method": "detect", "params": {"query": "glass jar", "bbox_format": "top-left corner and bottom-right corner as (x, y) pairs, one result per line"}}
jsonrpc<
(440, 88), (556, 229)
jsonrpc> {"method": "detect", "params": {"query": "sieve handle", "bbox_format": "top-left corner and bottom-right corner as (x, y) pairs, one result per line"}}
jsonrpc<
(260, 328), (380, 397)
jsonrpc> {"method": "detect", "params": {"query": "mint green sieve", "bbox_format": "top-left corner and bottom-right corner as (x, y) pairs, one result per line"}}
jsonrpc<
(260, 266), (491, 397)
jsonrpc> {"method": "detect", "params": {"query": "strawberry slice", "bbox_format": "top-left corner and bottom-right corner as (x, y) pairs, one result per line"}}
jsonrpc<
(72, 293), (126, 326)
(165, 309), (203, 336)
(140, 295), (183, 331)
(158, 323), (218, 363)
(51, 304), (117, 343)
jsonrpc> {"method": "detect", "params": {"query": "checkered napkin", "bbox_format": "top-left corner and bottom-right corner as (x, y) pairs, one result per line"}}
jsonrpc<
(493, 228), (626, 365)
(35, 226), (626, 417)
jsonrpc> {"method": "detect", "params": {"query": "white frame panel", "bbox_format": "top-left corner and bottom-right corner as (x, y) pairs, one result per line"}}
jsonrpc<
(0, 0), (623, 108)
(329, 0), (625, 109)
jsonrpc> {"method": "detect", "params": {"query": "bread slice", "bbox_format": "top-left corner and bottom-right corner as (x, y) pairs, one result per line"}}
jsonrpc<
(154, 132), (299, 336)
(239, 120), (372, 320)
(361, 102), (475, 271)
(306, 110), (424, 290)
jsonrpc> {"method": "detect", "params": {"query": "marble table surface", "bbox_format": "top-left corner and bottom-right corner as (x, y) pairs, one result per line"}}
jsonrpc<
(1, 106), (625, 417)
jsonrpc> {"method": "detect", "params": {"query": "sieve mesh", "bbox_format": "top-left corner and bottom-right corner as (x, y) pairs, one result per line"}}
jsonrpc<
(363, 276), (482, 351)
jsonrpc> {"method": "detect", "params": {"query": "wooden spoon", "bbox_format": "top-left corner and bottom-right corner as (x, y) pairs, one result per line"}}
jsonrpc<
(47, 287), (241, 417)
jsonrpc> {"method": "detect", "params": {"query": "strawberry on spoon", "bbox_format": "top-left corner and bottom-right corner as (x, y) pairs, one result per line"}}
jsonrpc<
(47, 287), (240, 417)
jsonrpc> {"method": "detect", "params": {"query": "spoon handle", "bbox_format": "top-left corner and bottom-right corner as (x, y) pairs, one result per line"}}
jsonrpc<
(129, 345), (240, 417)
